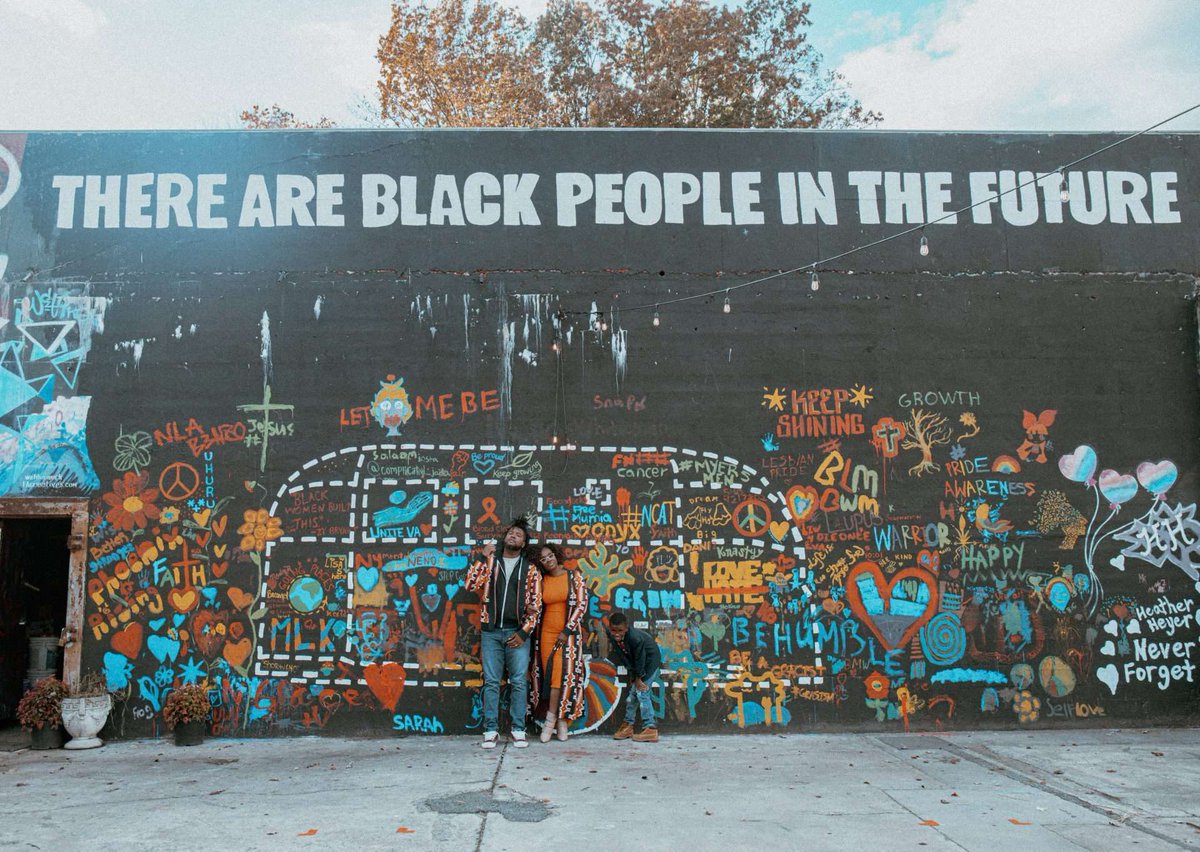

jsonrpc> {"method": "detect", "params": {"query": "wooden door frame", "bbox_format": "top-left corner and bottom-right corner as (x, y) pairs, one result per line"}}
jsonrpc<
(0, 498), (89, 689)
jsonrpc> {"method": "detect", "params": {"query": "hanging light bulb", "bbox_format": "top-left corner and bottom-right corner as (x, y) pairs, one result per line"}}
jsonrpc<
(600, 313), (609, 332)
(551, 338), (561, 353)
(1058, 169), (1070, 203)
(552, 433), (560, 446)
(919, 233), (930, 257)
(810, 270), (820, 291)
(652, 306), (661, 327)
(722, 296), (731, 314)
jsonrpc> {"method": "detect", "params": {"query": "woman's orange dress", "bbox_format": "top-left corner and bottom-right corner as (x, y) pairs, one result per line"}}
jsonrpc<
(539, 572), (569, 685)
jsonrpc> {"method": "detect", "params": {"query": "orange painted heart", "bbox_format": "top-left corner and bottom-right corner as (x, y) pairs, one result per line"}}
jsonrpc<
(363, 661), (406, 711)
(111, 623), (144, 659)
(195, 531), (211, 548)
(168, 587), (199, 613)
(193, 508), (212, 528)
(212, 515), (228, 537)
(785, 485), (819, 525)
(420, 523), (433, 537)
(228, 587), (255, 610)
(213, 544), (228, 558)
(844, 562), (938, 651)
(768, 520), (790, 542)
(223, 637), (252, 668)
(211, 561), (228, 578)
(228, 620), (246, 641)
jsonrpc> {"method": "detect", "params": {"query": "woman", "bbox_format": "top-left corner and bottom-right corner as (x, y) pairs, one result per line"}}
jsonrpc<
(528, 542), (589, 742)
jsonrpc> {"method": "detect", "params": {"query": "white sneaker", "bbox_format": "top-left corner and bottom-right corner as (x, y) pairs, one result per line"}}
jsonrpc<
(481, 731), (498, 750)
(511, 731), (529, 748)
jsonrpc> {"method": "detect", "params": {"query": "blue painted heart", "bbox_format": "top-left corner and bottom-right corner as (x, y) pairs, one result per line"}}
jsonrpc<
(356, 565), (381, 592)
(147, 634), (182, 663)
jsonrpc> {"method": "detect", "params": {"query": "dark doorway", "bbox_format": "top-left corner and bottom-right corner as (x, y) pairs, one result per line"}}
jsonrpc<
(0, 517), (71, 727)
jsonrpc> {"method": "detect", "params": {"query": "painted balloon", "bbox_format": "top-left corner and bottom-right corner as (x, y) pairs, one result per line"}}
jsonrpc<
(1058, 445), (1097, 483)
(1098, 469), (1138, 506)
(1136, 460), (1177, 497)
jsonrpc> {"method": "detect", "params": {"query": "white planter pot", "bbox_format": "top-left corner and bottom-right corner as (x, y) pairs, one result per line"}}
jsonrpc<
(61, 695), (112, 750)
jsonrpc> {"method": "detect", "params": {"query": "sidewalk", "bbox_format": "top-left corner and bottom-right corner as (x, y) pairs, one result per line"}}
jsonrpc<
(2, 728), (1199, 851)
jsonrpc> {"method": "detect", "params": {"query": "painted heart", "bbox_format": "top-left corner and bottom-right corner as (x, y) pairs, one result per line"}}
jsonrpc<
(147, 634), (181, 663)
(212, 561), (228, 578)
(1136, 460), (1177, 497)
(785, 485), (818, 525)
(191, 610), (227, 657)
(111, 623), (144, 659)
(822, 598), (844, 615)
(917, 549), (940, 571)
(1126, 618), (1141, 635)
(201, 587), (218, 604)
(420, 523), (433, 537)
(444, 582), (461, 601)
(223, 637), (252, 669)
(405, 573), (419, 588)
(103, 651), (133, 690)
(768, 520), (790, 543)
(357, 566), (381, 592)
(193, 508), (212, 528)
(228, 587), (255, 610)
(212, 515), (228, 537)
(1100, 640), (1116, 655)
(1110, 554), (1126, 571)
(471, 458), (497, 475)
(228, 620), (246, 641)
(149, 618), (167, 632)
(214, 544), (228, 558)
(1103, 619), (1119, 636)
(844, 562), (938, 651)
(363, 661), (406, 711)
(1098, 469), (1138, 506)
(168, 587), (199, 613)
(1058, 445), (1098, 483)
(1096, 664), (1120, 695)
(570, 524), (590, 538)
(173, 613), (186, 627)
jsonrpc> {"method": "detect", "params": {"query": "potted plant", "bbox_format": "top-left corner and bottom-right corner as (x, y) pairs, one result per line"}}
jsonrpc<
(16, 676), (68, 750)
(60, 672), (113, 750)
(163, 684), (210, 746)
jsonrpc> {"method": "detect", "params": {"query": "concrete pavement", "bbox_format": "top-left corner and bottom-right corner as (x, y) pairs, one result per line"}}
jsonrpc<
(2, 728), (1199, 850)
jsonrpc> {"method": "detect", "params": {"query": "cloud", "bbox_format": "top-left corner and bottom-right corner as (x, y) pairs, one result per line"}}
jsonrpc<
(0, 0), (108, 39)
(838, 0), (1200, 131)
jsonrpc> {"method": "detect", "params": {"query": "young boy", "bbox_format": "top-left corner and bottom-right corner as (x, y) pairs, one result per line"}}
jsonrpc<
(605, 611), (662, 742)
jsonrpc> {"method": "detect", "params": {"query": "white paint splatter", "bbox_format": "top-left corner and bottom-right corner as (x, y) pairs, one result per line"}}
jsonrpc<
(260, 310), (273, 388)
(313, 296), (324, 320)
(500, 319), (515, 421)
(611, 328), (628, 390)
(173, 323), (182, 340)
(462, 294), (471, 353)
(518, 348), (537, 366)
(113, 338), (153, 371)
(189, 323), (197, 335)
(429, 325), (438, 339)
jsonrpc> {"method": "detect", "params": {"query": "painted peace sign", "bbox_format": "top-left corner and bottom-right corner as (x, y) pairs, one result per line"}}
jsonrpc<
(733, 497), (772, 537)
(159, 461), (200, 501)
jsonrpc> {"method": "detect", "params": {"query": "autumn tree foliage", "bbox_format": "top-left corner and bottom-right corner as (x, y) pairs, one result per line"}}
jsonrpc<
(240, 104), (336, 129)
(243, 0), (878, 129)
(377, 0), (879, 128)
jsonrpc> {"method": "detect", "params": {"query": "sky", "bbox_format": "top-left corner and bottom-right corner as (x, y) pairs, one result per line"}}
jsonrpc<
(2, 0), (1198, 132)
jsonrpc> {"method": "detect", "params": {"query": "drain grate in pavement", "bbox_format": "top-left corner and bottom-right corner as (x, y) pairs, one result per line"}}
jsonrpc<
(425, 791), (551, 823)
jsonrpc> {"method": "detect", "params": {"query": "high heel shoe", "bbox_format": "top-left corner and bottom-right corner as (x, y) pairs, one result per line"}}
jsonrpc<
(556, 718), (569, 741)
(540, 714), (556, 743)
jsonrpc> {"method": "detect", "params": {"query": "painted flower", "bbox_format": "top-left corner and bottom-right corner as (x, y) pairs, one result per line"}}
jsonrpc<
(160, 506), (181, 524)
(443, 499), (460, 518)
(1013, 689), (1041, 723)
(237, 508), (283, 552)
(864, 671), (891, 700)
(102, 471), (161, 530)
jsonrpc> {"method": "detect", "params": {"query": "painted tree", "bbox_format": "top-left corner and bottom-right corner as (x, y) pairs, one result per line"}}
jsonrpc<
(242, 0), (878, 129)
(901, 408), (952, 477)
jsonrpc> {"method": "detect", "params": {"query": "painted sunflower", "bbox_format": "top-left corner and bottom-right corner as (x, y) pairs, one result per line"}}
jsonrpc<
(102, 471), (161, 530)
(237, 508), (284, 552)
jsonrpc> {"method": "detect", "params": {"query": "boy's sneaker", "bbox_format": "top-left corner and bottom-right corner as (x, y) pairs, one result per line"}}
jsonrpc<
(481, 731), (499, 749)
(511, 730), (529, 748)
(612, 722), (635, 740)
(632, 727), (658, 742)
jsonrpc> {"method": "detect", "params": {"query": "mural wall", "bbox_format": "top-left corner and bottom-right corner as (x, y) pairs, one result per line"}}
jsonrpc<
(0, 130), (1197, 737)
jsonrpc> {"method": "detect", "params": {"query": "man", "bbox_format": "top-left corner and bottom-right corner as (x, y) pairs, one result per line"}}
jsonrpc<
(606, 611), (662, 742)
(464, 519), (542, 749)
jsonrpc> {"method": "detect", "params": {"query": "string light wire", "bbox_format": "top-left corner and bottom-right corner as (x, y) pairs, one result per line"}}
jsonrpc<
(556, 101), (1200, 318)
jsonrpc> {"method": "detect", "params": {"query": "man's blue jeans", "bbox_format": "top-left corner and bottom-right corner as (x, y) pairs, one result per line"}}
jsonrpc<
(481, 627), (530, 734)
(624, 667), (660, 729)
